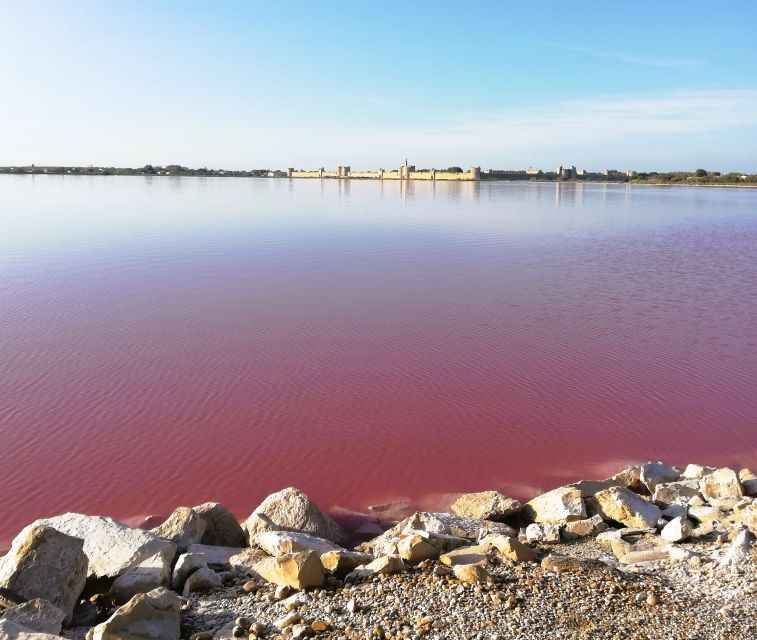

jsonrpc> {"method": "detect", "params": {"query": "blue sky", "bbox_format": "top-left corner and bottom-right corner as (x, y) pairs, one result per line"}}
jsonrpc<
(1, 1), (756, 171)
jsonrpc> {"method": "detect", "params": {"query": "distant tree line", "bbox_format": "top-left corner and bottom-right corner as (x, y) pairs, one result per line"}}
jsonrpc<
(630, 170), (757, 185)
(0, 165), (286, 178)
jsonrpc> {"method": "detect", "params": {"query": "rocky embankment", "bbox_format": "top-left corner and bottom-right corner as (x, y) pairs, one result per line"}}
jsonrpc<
(1, 463), (756, 640)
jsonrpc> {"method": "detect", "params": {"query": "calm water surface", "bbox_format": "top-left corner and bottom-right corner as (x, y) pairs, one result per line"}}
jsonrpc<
(1, 176), (756, 545)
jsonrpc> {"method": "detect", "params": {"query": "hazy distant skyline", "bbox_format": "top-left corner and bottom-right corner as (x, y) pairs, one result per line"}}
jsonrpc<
(2, 1), (757, 171)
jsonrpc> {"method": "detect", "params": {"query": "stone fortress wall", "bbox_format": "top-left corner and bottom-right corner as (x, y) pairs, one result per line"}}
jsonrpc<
(288, 165), (481, 181)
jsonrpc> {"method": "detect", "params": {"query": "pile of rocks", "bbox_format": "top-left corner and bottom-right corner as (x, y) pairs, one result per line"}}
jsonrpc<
(0, 464), (755, 639)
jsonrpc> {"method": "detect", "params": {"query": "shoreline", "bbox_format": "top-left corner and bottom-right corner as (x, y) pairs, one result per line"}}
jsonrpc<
(2, 172), (757, 190)
(1, 460), (755, 639)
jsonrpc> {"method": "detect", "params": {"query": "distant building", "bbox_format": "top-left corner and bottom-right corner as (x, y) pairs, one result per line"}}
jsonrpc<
(526, 167), (542, 175)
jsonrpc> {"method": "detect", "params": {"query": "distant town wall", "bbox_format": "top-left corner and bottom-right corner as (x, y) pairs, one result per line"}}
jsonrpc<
(287, 166), (481, 181)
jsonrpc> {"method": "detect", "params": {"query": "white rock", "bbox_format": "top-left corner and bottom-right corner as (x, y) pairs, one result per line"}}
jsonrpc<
(660, 517), (693, 542)
(151, 507), (206, 552)
(182, 566), (223, 596)
(256, 530), (343, 556)
(171, 553), (208, 591)
(185, 544), (246, 568)
(449, 491), (521, 521)
(718, 530), (754, 568)
(0, 525), (87, 625)
(699, 468), (743, 506)
(523, 487), (586, 524)
(0, 619), (67, 639)
(34, 513), (176, 580)
(0, 599), (66, 635)
(652, 480), (700, 507)
(661, 504), (688, 520)
(640, 461), (680, 493)
(243, 487), (343, 544)
(86, 588), (181, 640)
(525, 523), (560, 544)
(109, 552), (173, 604)
(682, 464), (715, 479)
(588, 486), (661, 529)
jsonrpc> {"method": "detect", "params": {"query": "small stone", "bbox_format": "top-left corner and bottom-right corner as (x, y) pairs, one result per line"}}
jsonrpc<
(274, 611), (301, 629)
(646, 593), (659, 606)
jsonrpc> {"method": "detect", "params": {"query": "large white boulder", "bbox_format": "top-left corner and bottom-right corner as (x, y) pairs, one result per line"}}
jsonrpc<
(588, 486), (661, 529)
(449, 491), (521, 521)
(523, 487), (586, 524)
(85, 588), (182, 640)
(639, 461), (680, 493)
(192, 502), (247, 547)
(34, 514), (176, 579)
(243, 488), (343, 544)
(0, 525), (87, 625)
(660, 517), (693, 542)
(699, 468), (743, 508)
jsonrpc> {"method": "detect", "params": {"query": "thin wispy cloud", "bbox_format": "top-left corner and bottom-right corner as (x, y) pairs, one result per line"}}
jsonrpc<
(535, 40), (704, 69)
(263, 89), (757, 170)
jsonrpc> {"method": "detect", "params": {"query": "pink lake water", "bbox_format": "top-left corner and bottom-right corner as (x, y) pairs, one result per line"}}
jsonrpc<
(1, 176), (756, 546)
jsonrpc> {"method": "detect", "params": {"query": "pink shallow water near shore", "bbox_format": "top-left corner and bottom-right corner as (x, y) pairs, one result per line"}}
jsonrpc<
(1, 176), (756, 547)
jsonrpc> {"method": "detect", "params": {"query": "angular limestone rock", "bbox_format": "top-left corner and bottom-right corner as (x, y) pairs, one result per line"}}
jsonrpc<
(0, 525), (87, 625)
(525, 523), (560, 544)
(346, 556), (405, 581)
(718, 530), (754, 568)
(184, 544), (245, 568)
(609, 465), (644, 492)
(639, 462), (680, 493)
(192, 502), (247, 547)
(357, 512), (509, 557)
(252, 551), (325, 589)
(652, 480), (701, 507)
(660, 517), (693, 543)
(453, 563), (490, 583)
(561, 515), (606, 540)
(485, 535), (535, 562)
(244, 488), (343, 544)
(1, 599), (66, 635)
(397, 534), (441, 564)
(34, 513), (176, 580)
(0, 618), (68, 639)
(699, 468), (742, 506)
(319, 550), (373, 576)
(256, 531), (342, 557)
(439, 545), (490, 567)
(523, 487), (586, 524)
(86, 587), (181, 640)
(109, 552), (172, 605)
(171, 553), (208, 591)
(588, 486), (661, 529)
(151, 507), (206, 552)
(449, 491), (521, 521)
(181, 566), (222, 597)
(682, 464), (715, 479)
